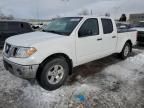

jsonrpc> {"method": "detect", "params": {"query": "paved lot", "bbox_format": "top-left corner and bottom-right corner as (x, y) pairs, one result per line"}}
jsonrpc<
(0, 47), (144, 108)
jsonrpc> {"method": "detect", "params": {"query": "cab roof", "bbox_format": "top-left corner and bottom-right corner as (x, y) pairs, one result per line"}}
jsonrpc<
(63, 15), (112, 19)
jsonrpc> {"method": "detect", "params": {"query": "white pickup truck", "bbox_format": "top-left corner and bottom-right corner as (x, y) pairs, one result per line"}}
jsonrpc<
(3, 16), (137, 90)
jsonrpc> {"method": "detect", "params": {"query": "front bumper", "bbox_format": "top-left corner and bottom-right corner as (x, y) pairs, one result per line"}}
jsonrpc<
(3, 57), (39, 79)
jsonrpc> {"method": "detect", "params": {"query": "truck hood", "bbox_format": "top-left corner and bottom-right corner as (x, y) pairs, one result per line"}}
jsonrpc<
(6, 31), (64, 47)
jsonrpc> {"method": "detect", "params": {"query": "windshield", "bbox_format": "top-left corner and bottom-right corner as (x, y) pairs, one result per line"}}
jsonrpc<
(43, 17), (82, 36)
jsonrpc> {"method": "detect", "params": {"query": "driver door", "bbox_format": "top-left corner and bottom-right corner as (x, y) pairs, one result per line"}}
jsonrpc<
(76, 18), (103, 65)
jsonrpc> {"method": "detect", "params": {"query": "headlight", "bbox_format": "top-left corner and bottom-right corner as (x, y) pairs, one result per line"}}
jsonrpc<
(14, 47), (37, 58)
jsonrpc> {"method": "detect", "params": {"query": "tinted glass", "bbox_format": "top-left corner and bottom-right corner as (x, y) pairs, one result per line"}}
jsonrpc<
(101, 19), (113, 34)
(78, 18), (99, 37)
(8, 22), (19, 31)
(21, 23), (33, 32)
(0, 22), (8, 31)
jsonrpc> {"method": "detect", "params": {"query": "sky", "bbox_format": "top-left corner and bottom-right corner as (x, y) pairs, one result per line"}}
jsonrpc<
(0, 0), (144, 19)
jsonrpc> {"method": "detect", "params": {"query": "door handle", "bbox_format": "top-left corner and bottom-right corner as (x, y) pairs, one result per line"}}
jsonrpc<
(97, 38), (102, 41)
(112, 36), (116, 38)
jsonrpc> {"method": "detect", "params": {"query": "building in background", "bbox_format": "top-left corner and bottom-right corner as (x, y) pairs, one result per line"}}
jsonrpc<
(129, 13), (144, 24)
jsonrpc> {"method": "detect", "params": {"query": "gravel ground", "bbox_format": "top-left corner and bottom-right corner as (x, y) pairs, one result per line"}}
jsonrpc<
(0, 48), (144, 108)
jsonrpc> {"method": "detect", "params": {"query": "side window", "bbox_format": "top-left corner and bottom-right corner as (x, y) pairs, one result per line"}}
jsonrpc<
(20, 23), (32, 32)
(0, 22), (8, 31)
(23, 23), (33, 32)
(8, 22), (19, 31)
(101, 19), (113, 34)
(78, 18), (99, 37)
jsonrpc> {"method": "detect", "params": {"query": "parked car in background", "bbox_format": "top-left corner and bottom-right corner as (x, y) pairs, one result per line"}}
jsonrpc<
(3, 16), (137, 90)
(32, 23), (44, 30)
(0, 20), (33, 48)
(133, 21), (144, 44)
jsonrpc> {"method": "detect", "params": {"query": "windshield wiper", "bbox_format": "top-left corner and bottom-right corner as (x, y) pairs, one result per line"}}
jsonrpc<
(43, 30), (60, 34)
(47, 30), (59, 34)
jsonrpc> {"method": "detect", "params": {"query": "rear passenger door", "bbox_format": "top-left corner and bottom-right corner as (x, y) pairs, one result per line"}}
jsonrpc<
(101, 18), (117, 55)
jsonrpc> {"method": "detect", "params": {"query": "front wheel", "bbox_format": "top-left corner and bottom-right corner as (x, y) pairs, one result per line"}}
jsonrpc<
(120, 43), (131, 59)
(37, 57), (69, 91)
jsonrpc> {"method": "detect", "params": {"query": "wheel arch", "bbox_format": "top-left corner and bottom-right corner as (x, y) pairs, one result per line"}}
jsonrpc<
(36, 53), (73, 79)
(125, 40), (132, 52)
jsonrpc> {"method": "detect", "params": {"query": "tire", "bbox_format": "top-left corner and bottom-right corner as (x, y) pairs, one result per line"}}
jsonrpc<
(120, 42), (131, 59)
(37, 57), (69, 91)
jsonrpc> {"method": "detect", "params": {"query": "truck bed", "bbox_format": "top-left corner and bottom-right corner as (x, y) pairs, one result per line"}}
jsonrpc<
(116, 29), (137, 53)
(117, 29), (136, 33)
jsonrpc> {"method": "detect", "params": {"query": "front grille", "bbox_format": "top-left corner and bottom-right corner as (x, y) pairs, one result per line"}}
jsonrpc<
(4, 43), (17, 57)
(4, 43), (12, 57)
(5, 44), (11, 54)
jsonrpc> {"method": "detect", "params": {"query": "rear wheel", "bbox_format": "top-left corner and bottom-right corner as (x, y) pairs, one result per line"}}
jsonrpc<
(120, 42), (131, 59)
(37, 57), (69, 91)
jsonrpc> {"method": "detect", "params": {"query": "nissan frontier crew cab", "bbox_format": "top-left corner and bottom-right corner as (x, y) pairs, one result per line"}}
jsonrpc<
(3, 16), (137, 91)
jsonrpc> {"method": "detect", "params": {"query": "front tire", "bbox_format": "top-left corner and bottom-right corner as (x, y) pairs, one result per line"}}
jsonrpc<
(37, 57), (69, 91)
(120, 42), (131, 59)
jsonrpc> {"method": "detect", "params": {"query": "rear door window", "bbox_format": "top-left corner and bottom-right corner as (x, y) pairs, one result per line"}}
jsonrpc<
(101, 19), (113, 34)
